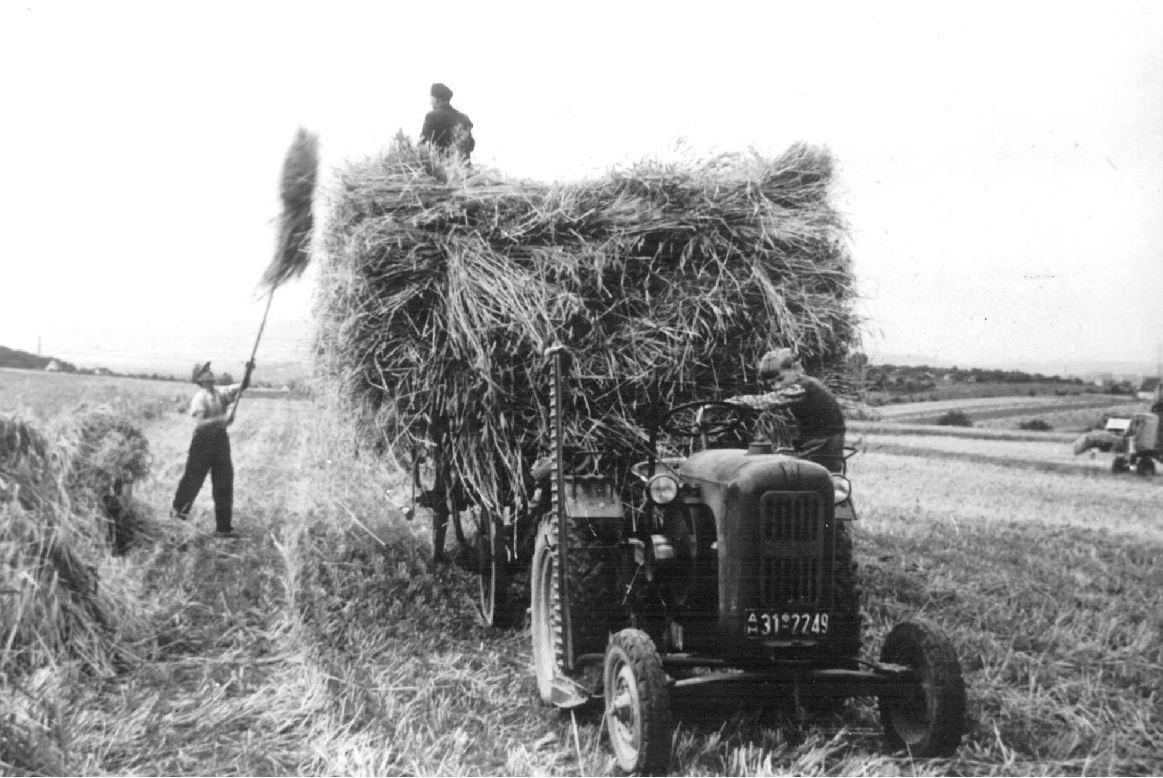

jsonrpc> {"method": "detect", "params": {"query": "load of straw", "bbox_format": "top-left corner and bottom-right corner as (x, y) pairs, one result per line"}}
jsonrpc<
(315, 139), (858, 512)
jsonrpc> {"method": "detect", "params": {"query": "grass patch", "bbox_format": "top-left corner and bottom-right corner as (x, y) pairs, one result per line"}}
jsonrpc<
(855, 518), (1161, 774)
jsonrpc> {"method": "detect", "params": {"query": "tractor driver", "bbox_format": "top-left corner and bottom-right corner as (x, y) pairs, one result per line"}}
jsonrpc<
(728, 348), (847, 472)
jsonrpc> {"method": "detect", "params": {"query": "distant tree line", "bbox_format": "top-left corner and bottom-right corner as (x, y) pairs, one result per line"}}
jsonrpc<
(861, 363), (1086, 394)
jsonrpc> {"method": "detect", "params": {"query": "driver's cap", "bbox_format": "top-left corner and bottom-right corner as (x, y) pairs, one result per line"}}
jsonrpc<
(758, 348), (797, 380)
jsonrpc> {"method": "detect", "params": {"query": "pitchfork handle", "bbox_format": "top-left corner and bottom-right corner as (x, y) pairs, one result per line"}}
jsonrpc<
(229, 288), (274, 423)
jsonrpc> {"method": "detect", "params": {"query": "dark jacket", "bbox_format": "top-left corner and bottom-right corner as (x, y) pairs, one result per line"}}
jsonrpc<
(421, 103), (475, 158)
(731, 374), (846, 437)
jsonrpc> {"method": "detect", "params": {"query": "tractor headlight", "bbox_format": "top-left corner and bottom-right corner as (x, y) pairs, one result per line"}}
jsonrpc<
(831, 474), (852, 505)
(647, 474), (679, 504)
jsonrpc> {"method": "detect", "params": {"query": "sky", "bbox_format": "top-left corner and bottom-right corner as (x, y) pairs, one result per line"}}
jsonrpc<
(1, 0), (1161, 377)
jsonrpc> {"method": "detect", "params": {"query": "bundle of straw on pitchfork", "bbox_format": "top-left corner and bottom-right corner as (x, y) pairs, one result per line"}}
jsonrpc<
(230, 127), (319, 421)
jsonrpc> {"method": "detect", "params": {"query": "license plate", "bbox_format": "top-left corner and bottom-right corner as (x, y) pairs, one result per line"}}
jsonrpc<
(745, 610), (829, 638)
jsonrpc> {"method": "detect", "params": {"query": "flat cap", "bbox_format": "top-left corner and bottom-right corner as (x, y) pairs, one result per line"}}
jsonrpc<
(758, 348), (798, 380)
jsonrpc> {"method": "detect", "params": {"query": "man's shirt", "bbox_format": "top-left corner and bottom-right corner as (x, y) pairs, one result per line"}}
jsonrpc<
(190, 384), (243, 421)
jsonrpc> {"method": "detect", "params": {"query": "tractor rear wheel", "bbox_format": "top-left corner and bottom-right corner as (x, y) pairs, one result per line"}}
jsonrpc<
(878, 620), (966, 758)
(1135, 457), (1157, 476)
(603, 629), (672, 775)
(531, 519), (560, 704)
(530, 510), (616, 706)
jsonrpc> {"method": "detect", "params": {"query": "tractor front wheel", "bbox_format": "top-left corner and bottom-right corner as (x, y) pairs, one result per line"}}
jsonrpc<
(1112, 455), (1130, 474)
(878, 620), (966, 758)
(603, 629), (672, 775)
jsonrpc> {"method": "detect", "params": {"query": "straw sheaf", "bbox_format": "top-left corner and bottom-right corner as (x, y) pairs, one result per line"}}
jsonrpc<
(262, 127), (320, 289)
(0, 415), (55, 508)
(1, 410), (152, 678)
(314, 139), (859, 511)
(56, 405), (152, 502)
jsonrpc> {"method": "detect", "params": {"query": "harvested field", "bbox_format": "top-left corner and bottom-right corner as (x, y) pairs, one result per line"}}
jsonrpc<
(856, 431), (1125, 478)
(3, 368), (1161, 775)
(876, 394), (1142, 429)
(850, 420), (1077, 444)
(0, 367), (184, 421)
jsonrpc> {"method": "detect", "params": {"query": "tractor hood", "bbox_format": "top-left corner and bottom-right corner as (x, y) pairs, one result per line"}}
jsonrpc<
(678, 448), (834, 496)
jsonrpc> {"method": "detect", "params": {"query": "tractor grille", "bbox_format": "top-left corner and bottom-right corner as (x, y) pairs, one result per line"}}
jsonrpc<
(762, 492), (822, 542)
(762, 557), (822, 603)
(759, 491), (826, 605)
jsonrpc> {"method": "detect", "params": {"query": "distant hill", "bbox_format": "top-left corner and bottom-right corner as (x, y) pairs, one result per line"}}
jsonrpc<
(105, 359), (308, 386)
(872, 353), (1158, 381)
(0, 345), (77, 372)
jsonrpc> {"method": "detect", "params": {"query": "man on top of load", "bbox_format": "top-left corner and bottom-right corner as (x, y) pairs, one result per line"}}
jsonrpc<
(728, 348), (847, 472)
(421, 82), (475, 161)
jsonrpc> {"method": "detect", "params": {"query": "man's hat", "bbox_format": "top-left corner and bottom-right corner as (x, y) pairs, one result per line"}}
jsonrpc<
(758, 348), (798, 380)
(192, 361), (213, 383)
(430, 82), (453, 101)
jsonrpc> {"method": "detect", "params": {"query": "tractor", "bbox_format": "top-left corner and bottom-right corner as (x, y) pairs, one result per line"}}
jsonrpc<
(1109, 413), (1161, 476)
(413, 346), (967, 773)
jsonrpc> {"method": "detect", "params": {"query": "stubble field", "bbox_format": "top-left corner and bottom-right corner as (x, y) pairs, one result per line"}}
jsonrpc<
(2, 370), (1160, 775)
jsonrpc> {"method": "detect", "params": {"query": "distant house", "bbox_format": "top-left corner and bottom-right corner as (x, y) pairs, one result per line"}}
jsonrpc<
(94, 367), (113, 376)
(1138, 377), (1161, 402)
(44, 359), (62, 372)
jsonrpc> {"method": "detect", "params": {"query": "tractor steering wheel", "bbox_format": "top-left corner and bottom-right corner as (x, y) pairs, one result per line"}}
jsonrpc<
(659, 401), (756, 441)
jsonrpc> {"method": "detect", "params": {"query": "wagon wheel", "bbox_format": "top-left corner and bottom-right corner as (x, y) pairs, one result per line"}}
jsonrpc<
(878, 620), (966, 758)
(603, 628), (673, 775)
(476, 508), (517, 628)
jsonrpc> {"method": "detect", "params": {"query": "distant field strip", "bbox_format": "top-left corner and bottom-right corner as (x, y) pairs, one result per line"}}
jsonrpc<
(875, 394), (1138, 423)
(857, 430), (1158, 481)
(849, 420), (1077, 443)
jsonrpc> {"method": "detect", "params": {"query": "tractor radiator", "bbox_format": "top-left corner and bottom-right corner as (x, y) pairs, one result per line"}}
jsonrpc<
(758, 491), (826, 606)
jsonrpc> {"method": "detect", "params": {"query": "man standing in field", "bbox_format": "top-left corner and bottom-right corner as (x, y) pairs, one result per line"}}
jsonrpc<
(171, 361), (252, 536)
(729, 348), (847, 472)
(420, 82), (475, 161)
